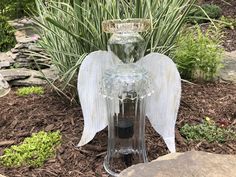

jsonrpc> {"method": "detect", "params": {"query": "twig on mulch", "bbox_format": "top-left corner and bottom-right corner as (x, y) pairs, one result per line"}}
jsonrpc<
(84, 144), (107, 152)
(0, 140), (15, 147)
(181, 100), (196, 111)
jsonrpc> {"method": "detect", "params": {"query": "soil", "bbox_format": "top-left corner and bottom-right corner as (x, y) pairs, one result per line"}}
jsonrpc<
(203, 0), (236, 51)
(0, 81), (235, 177)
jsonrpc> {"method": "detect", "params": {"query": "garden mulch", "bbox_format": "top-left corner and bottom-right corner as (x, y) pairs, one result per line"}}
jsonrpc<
(0, 81), (235, 177)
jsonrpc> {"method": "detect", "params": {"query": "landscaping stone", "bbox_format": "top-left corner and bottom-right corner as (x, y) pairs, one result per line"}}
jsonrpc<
(0, 18), (56, 87)
(11, 77), (47, 86)
(8, 18), (34, 29)
(0, 67), (58, 86)
(0, 74), (11, 97)
(119, 151), (236, 177)
(0, 68), (33, 81)
(34, 68), (59, 82)
(0, 53), (14, 69)
(220, 51), (236, 83)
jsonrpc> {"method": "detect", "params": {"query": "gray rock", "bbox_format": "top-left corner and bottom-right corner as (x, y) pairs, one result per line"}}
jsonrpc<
(0, 52), (15, 68)
(6, 51), (18, 60)
(34, 68), (59, 82)
(11, 77), (47, 86)
(0, 73), (11, 97)
(28, 44), (43, 52)
(11, 48), (19, 53)
(11, 22), (24, 28)
(0, 61), (10, 68)
(220, 51), (236, 83)
(14, 43), (26, 49)
(17, 37), (36, 44)
(0, 52), (14, 62)
(0, 68), (32, 81)
(119, 151), (236, 177)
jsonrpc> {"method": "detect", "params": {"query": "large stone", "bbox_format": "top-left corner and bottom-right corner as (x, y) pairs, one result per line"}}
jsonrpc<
(0, 68), (32, 81)
(0, 52), (15, 69)
(220, 51), (236, 83)
(119, 151), (236, 177)
(0, 61), (10, 68)
(0, 52), (12, 61)
(28, 44), (43, 52)
(0, 73), (11, 97)
(0, 53), (14, 69)
(34, 68), (59, 82)
(0, 174), (7, 177)
(11, 77), (47, 86)
(6, 51), (18, 60)
(17, 37), (36, 44)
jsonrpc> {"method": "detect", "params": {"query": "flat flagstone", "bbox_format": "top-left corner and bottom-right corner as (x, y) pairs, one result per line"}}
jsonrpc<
(0, 68), (32, 81)
(0, 74), (11, 97)
(0, 52), (15, 69)
(119, 151), (236, 177)
(11, 77), (47, 86)
(220, 51), (236, 83)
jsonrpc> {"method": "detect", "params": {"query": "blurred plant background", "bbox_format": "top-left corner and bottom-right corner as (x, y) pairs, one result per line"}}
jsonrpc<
(188, 4), (222, 24)
(0, 16), (16, 52)
(0, 0), (36, 20)
(0, 0), (229, 100)
(34, 0), (197, 100)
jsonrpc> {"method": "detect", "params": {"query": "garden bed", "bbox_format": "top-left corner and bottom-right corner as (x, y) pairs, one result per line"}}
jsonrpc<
(0, 82), (235, 177)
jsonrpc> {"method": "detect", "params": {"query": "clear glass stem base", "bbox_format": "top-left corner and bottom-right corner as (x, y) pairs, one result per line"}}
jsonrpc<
(104, 155), (119, 177)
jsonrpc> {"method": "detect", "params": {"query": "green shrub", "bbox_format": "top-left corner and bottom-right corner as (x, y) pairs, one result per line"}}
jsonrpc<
(0, 0), (36, 19)
(0, 15), (16, 52)
(188, 4), (222, 23)
(180, 121), (236, 143)
(173, 25), (224, 81)
(0, 131), (61, 168)
(17, 86), (44, 96)
(34, 0), (196, 101)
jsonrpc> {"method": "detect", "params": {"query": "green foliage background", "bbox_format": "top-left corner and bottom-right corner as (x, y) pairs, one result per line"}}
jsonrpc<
(0, 0), (36, 19)
(34, 0), (196, 100)
(0, 15), (16, 52)
(188, 4), (222, 24)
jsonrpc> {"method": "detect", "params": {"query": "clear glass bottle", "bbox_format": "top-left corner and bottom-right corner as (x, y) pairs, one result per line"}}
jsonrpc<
(101, 19), (153, 176)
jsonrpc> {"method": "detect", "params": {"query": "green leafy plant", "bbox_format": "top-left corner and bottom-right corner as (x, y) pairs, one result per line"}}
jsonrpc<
(219, 16), (236, 30)
(17, 86), (44, 96)
(0, 131), (61, 168)
(180, 120), (236, 143)
(0, 15), (16, 52)
(173, 25), (224, 81)
(188, 4), (222, 24)
(34, 0), (196, 101)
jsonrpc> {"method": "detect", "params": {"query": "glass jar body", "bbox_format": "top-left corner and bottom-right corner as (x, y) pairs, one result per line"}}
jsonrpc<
(103, 91), (148, 176)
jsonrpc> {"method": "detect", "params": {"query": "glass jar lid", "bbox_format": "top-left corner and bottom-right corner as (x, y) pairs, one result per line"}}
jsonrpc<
(102, 19), (151, 33)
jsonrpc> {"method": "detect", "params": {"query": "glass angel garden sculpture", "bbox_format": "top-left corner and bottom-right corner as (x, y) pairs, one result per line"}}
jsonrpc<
(77, 19), (181, 176)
